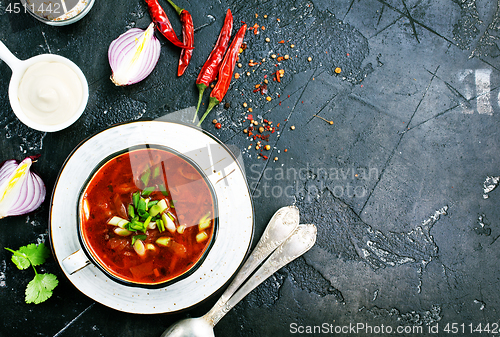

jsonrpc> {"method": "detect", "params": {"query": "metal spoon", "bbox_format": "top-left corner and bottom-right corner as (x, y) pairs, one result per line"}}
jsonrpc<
(161, 223), (317, 337)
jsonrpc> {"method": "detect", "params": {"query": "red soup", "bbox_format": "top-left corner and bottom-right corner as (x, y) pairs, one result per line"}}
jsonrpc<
(79, 147), (216, 286)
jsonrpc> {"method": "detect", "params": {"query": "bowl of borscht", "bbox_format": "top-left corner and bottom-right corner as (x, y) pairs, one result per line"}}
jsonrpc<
(78, 145), (218, 287)
(50, 121), (254, 313)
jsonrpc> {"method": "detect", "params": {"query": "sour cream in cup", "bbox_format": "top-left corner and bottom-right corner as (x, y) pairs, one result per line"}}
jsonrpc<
(0, 41), (88, 132)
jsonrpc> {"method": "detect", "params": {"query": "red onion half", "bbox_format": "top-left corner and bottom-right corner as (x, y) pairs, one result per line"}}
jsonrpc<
(108, 22), (162, 86)
(0, 155), (46, 219)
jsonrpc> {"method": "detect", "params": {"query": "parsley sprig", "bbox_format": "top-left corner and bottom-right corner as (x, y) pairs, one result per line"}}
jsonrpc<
(4, 243), (58, 304)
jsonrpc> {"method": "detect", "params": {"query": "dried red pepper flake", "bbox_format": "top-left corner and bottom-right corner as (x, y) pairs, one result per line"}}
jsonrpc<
(278, 40), (285, 43)
(263, 155), (268, 160)
(247, 114), (254, 120)
(215, 122), (222, 129)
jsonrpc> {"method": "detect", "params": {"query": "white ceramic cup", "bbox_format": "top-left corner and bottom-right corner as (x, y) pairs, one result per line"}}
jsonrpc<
(0, 41), (89, 132)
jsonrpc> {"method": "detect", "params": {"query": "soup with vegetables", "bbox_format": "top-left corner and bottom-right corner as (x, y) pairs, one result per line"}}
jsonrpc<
(79, 146), (217, 286)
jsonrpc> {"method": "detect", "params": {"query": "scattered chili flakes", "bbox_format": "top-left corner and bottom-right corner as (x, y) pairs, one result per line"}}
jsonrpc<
(278, 40), (285, 44)
(215, 123), (222, 129)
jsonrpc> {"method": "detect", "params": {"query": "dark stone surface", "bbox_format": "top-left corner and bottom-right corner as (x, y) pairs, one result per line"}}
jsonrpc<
(1, 0), (500, 336)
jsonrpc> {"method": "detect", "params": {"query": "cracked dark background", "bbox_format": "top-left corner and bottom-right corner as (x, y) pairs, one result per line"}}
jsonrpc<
(1, 0), (500, 336)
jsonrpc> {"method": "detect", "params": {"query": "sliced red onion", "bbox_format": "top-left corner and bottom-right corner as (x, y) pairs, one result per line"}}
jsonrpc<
(108, 22), (162, 86)
(0, 156), (46, 219)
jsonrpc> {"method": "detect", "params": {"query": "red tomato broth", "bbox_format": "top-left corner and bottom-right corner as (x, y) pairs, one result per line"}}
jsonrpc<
(79, 147), (216, 286)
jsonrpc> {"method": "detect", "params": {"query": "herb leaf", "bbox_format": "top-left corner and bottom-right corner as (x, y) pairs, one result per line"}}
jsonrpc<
(5, 243), (58, 304)
(20, 243), (50, 266)
(10, 252), (31, 270)
(25, 273), (59, 304)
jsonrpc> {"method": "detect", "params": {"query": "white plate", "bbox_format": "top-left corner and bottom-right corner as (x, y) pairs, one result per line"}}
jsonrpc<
(49, 121), (254, 314)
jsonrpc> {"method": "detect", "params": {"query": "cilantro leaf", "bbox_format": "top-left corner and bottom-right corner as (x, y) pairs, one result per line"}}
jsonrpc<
(5, 247), (31, 270)
(19, 243), (50, 266)
(25, 273), (58, 304)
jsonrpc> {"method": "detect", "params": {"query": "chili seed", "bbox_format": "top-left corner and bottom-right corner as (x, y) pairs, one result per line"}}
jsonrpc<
(264, 79), (269, 84)
(262, 58), (266, 62)
(238, 48), (243, 53)
(265, 145), (271, 150)
(335, 67), (342, 74)
(212, 119), (218, 124)
(290, 125), (295, 130)
(264, 14), (268, 18)
(284, 148), (288, 152)
(284, 54), (290, 60)
(243, 129), (248, 134)
(265, 37), (270, 42)
(248, 108), (253, 112)
(256, 145), (260, 150)
(266, 96), (272, 101)
(215, 123), (222, 129)
(235, 73), (240, 79)
(238, 63), (242, 68)
(307, 57), (312, 62)
(271, 54), (276, 59)
(290, 44), (295, 48)
(259, 126), (265, 133)
(274, 157), (278, 161)
(253, 120), (259, 125)
(246, 72), (251, 76)
(243, 102), (248, 108)
(224, 102), (231, 109)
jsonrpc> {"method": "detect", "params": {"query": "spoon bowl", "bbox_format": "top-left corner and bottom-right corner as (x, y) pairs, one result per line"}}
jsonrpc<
(161, 317), (214, 337)
(0, 41), (88, 132)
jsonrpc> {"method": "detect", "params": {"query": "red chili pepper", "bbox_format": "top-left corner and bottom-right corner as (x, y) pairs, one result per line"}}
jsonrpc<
(166, 0), (194, 77)
(145, 0), (193, 49)
(193, 9), (233, 120)
(197, 23), (246, 125)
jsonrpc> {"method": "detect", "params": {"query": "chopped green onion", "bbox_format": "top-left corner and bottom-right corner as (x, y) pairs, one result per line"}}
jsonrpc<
(133, 239), (146, 256)
(149, 204), (162, 217)
(143, 215), (153, 230)
(114, 228), (132, 236)
(153, 166), (160, 179)
(140, 168), (151, 186)
(141, 186), (155, 196)
(132, 191), (140, 209)
(128, 204), (135, 218)
(167, 212), (175, 222)
(156, 237), (171, 247)
(170, 200), (176, 208)
(147, 200), (159, 208)
(131, 234), (147, 246)
(156, 219), (165, 232)
(129, 220), (146, 232)
(162, 213), (176, 233)
(108, 216), (130, 229)
(198, 212), (212, 231)
(158, 184), (168, 196)
(156, 199), (168, 213)
(196, 231), (209, 243)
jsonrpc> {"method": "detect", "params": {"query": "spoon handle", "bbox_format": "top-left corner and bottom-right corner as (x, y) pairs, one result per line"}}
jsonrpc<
(0, 41), (22, 71)
(217, 205), (299, 304)
(205, 224), (317, 326)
